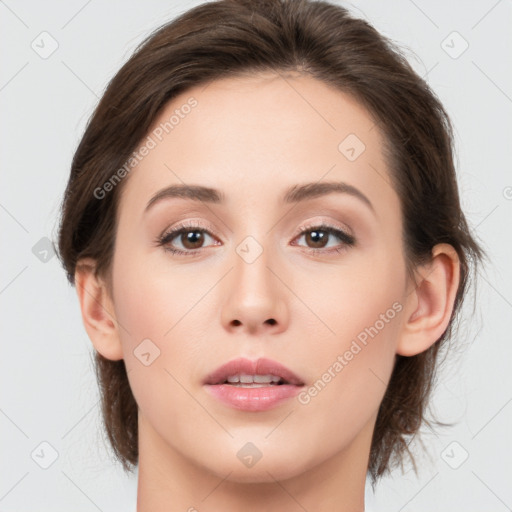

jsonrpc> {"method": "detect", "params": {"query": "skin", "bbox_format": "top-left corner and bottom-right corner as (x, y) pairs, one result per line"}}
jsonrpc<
(75, 71), (460, 511)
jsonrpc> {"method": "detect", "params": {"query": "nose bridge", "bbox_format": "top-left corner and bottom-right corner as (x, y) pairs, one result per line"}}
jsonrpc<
(234, 235), (273, 297)
(230, 206), (277, 292)
(220, 227), (289, 334)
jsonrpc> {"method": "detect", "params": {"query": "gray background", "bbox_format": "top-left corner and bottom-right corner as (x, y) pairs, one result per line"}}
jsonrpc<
(1, 0), (511, 510)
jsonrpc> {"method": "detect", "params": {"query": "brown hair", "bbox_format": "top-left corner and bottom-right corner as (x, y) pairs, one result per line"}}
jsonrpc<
(56, 0), (485, 487)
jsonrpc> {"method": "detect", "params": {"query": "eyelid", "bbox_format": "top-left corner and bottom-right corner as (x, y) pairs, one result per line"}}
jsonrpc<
(292, 217), (354, 239)
(157, 216), (356, 255)
(160, 218), (352, 240)
(160, 219), (214, 237)
(156, 219), (220, 255)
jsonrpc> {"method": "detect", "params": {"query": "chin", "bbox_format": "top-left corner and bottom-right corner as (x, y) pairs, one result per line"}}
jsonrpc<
(198, 448), (311, 484)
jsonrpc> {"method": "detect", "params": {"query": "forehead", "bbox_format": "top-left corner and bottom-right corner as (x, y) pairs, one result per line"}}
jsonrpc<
(119, 71), (397, 219)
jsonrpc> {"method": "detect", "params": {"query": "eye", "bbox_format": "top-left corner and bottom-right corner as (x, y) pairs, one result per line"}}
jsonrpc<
(156, 222), (218, 256)
(292, 224), (355, 254)
(156, 222), (356, 257)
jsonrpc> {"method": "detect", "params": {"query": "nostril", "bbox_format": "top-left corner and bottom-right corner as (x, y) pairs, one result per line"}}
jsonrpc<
(265, 318), (277, 325)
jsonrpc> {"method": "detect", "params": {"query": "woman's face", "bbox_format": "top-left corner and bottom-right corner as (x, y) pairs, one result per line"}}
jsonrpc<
(109, 72), (410, 482)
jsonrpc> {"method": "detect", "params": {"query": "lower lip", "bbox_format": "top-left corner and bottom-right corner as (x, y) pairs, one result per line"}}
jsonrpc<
(204, 383), (303, 412)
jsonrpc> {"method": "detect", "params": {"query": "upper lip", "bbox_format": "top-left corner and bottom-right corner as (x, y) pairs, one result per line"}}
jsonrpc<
(203, 357), (305, 386)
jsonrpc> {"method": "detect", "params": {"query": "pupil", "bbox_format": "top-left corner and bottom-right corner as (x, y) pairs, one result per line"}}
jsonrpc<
(308, 230), (327, 248)
(180, 229), (329, 250)
(183, 231), (203, 248)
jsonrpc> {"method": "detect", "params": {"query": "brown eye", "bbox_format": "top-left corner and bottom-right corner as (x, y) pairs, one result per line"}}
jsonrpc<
(158, 227), (217, 255)
(294, 225), (355, 253)
(304, 229), (329, 248)
(180, 230), (205, 249)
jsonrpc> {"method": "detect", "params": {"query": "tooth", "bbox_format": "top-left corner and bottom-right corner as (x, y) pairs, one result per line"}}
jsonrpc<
(233, 383), (269, 388)
(253, 374), (274, 384)
(225, 374), (282, 385)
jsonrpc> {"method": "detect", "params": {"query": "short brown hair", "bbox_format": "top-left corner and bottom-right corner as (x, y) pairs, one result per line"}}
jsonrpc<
(57, 0), (485, 486)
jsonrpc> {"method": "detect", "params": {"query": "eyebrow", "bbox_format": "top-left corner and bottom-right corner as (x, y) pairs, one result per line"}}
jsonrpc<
(144, 181), (375, 214)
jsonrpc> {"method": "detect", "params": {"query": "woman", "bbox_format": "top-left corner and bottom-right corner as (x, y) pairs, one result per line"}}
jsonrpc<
(57, 0), (485, 509)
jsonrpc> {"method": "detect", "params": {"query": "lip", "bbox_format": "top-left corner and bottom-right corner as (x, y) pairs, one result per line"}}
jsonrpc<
(203, 357), (305, 412)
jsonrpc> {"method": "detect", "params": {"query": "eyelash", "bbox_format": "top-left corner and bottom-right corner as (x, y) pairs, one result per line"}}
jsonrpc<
(156, 221), (356, 257)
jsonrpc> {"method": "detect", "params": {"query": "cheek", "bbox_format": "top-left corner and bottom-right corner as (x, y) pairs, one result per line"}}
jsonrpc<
(296, 248), (404, 408)
(295, 292), (402, 450)
(111, 248), (210, 393)
(112, 246), (203, 344)
(112, 260), (208, 430)
(304, 246), (405, 350)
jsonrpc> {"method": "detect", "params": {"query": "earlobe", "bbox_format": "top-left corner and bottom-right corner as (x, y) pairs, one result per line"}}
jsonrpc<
(396, 243), (460, 357)
(74, 258), (124, 361)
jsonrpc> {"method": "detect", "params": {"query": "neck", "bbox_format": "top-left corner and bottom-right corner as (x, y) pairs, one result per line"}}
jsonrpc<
(136, 412), (376, 512)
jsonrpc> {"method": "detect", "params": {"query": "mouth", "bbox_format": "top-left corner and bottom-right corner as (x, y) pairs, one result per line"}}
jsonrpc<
(203, 357), (305, 412)
(221, 374), (287, 387)
(203, 357), (305, 387)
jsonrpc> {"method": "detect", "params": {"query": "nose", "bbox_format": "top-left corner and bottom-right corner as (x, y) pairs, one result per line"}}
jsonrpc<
(220, 245), (289, 336)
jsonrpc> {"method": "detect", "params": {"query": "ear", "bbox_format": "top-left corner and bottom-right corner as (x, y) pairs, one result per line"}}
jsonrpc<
(396, 243), (460, 357)
(74, 258), (124, 361)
